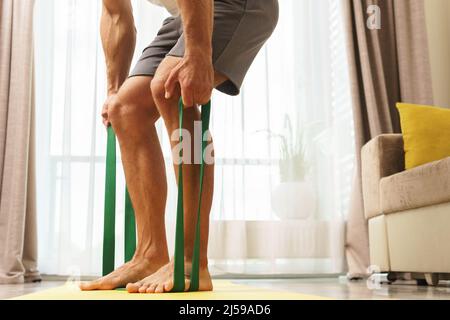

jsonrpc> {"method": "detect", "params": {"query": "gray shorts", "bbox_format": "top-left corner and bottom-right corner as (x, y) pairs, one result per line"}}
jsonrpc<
(129, 0), (279, 96)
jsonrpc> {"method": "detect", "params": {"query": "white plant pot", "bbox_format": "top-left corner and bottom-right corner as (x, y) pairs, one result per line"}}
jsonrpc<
(271, 181), (316, 220)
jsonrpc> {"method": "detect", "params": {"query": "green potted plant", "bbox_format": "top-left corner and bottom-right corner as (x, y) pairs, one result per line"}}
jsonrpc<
(270, 115), (316, 220)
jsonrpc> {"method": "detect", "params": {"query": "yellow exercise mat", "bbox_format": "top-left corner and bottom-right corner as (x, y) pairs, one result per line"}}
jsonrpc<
(12, 280), (330, 300)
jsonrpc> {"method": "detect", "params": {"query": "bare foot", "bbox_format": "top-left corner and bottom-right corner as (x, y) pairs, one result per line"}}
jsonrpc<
(79, 256), (168, 291)
(126, 260), (213, 293)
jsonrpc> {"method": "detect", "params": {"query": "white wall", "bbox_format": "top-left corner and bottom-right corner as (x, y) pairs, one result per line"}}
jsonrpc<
(425, 0), (450, 108)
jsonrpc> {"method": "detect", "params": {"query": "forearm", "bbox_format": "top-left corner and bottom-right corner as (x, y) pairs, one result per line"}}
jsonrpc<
(101, 0), (136, 95)
(176, 0), (213, 57)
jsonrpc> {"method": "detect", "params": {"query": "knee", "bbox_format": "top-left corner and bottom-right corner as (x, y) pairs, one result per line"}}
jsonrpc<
(150, 78), (164, 103)
(151, 78), (180, 128)
(108, 96), (157, 131)
(151, 78), (179, 110)
(108, 96), (129, 129)
(108, 97), (140, 134)
(151, 78), (167, 106)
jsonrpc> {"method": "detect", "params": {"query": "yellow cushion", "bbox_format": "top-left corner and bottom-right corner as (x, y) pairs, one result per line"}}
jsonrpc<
(397, 103), (450, 170)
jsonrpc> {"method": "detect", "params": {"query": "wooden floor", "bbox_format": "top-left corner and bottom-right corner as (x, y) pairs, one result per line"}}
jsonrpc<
(240, 278), (450, 300)
(0, 277), (450, 300)
(2, 277), (450, 300)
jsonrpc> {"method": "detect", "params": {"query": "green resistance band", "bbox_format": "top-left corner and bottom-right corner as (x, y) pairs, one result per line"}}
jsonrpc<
(102, 127), (136, 276)
(102, 99), (211, 293)
(172, 99), (211, 292)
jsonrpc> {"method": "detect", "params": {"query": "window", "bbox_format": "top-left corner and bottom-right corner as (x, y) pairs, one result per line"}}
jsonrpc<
(34, 0), (354, 276)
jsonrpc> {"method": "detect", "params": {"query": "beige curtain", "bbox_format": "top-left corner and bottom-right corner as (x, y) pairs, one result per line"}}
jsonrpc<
(0, 0), (40, 284)
(343, 0), (434, 277)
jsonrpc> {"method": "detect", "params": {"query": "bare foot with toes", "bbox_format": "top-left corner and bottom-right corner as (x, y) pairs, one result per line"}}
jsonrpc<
(79, 256), (168, 291)
(126, 260), (213, 293)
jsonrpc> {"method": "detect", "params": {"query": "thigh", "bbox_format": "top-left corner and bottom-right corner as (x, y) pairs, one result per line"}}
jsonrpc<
(129, 16), (181, 78)
(168, 0), (279, 96)
(117, 76), (160, 122)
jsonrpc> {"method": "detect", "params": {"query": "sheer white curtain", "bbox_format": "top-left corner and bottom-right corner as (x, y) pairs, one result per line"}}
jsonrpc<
(34, 0), (354, 277)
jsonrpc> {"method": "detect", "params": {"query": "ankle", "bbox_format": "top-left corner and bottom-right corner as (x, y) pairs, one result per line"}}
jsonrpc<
(134, 245), (169, 263)
(183, 258), (209, 271)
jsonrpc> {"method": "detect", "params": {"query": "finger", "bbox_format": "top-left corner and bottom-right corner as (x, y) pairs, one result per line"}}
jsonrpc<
(164, 69), (179, 99)
(197, 89), (212, 106)
(102, 112), (110, 128)
(101, 108), (108, 125)
(181, 83), (194, 108)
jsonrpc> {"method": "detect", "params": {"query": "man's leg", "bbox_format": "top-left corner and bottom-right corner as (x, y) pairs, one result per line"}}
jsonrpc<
(81, 76), (170, 290)
(127, 56), (227, 293)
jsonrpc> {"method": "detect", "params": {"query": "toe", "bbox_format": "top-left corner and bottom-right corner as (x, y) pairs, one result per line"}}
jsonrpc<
(126, 282), (141, 293)
(97, 277), (120, 290)
(184, 280), (191, 292)
(163, 280), (174, 292)
(146, 284), (155, 293)
(147, 283), (157, 293)
(79, 280), (100, 291)
(155, 283), (165, 293)
(139, 285), (149, 293)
